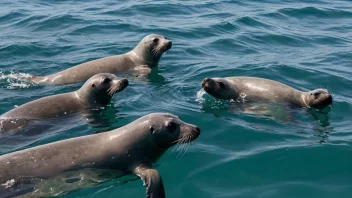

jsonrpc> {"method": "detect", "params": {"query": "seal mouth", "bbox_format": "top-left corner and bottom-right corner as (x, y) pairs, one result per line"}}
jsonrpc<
(107, 78), (129, 96)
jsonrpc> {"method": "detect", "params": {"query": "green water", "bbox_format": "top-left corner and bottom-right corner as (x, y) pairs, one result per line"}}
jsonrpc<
(0, 0), (352, 197)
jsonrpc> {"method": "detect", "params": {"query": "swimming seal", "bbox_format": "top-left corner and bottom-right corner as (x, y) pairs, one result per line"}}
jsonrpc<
(201, 77), (332, 109)
(23, 34), (172, 85)
(0, 113), (200, 198)
(0, 73), (128, 133)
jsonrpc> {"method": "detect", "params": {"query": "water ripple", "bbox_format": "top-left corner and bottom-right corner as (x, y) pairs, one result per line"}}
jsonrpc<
(0, 0), (351, 197)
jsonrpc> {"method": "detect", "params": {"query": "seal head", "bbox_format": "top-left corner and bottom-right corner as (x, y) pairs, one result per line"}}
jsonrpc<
(202, 77), (239, 100)
(77, 73), (129, 106)
(302, 89), (332, 109)
(133, 34), (172, 66)
(146, 113), (201, 149)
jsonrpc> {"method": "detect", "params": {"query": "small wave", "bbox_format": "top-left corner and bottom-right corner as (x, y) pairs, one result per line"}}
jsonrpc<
(236, 16), (272, 29)
(278, 7), (352, 19)
(0, 11), (27, 24)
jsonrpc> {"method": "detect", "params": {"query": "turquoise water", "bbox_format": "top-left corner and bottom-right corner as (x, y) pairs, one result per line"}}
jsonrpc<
(0, 0), (352, 197)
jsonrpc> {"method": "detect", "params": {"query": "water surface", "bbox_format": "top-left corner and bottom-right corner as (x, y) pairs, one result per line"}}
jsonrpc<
(0, 0), (352, 197)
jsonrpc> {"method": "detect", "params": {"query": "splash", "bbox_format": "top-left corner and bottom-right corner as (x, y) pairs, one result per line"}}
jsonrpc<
(0, 71), (34, 89)
(236, 93), (247, 103)
(195, 89), (206, 103)
(1, 179), (15, 188)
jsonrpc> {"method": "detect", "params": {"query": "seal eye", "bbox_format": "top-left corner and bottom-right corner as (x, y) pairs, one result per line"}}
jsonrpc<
(314, 92), (320, 97)
(91, 84), (95, 88)
(166, 121), (177, 133)
(153, 38), (159, 43)
(103, 78), (111, 84)
(218, 82), (225, 89)
(149, 126), (155, 134)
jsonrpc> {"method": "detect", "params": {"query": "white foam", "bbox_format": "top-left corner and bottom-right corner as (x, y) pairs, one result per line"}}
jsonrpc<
(0, 71), (35, 89)
(195, 89), (206, 103)
(1, 179), (15, 188)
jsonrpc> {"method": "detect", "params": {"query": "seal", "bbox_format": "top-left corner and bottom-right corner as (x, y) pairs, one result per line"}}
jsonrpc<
(0, 73), (128, 133)
(21, 34), (172, 85)
(0, 113), (200, 198)
(201, 77), (332, 109)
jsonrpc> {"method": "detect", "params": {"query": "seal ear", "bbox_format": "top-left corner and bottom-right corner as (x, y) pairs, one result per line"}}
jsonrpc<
(91, 84), (95, 88)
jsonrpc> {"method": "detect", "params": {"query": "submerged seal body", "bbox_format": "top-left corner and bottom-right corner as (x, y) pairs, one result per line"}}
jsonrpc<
(0, 113), (200, 198)
(202, 77), (332, 109)
(25, 34), (172, 85)
(0, 73), (128, 132)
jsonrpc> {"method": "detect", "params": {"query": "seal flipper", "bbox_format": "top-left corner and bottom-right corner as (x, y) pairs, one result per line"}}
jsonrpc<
(133, 164), (166, 198)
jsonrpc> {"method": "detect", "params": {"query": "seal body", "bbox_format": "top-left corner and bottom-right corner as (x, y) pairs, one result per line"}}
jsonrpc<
(0, 73), (128, 133)
(0, 113), (200, 198)
(26, 34), (172, 85)
(202, 77), (332, 109)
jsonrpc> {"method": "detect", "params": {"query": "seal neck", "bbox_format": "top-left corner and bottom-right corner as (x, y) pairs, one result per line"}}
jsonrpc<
(75, 89), (111, 108)
(131, 46), (160, 67)
(130, 50), (156, 66)
(300, 93), (311, 108)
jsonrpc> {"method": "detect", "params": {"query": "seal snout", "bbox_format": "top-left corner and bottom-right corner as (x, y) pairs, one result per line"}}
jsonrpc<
(193, 126), (201, 137)
(110, 78), (129, 95)
(160, 40), (172, 53)
(310, 89), (333, 109)
(187, 125), (201, 142)
(165, 40), (172, 50)
(202, 78), (211, 88)
(119, 78), (129, 89)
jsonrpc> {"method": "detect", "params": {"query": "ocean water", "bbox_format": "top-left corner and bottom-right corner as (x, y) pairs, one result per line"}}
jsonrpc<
(0, 0), (352, 197)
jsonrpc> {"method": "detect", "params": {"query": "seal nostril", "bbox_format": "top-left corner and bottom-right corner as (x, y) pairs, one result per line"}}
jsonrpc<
(194, 127), (201, 135)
